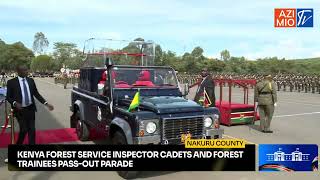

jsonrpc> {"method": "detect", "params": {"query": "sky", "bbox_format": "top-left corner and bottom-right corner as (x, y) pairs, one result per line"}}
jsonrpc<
(0, 0), (319, 60)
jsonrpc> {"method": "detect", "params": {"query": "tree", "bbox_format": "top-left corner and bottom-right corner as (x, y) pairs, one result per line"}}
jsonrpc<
(204, 58), (225, 72)
(220, 49), (231, 61)
(134, 37), (145, 42)
(0, 41), (34, 71)
(31, 55), (53, 72)
(191, 46), (204, 58)
(33, 32), (49, 55)
(154, 44), (163, 66)
(182, 52), (198, 73)
(64, 50), (83, 69)
(52, 42), (80, 69)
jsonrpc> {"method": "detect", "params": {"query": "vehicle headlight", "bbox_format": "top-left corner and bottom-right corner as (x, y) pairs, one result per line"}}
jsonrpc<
(204, 117), (213, 128)
(146, 122), (157, 134)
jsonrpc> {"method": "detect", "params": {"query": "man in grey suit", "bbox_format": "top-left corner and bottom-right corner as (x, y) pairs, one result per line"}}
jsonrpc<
(254, 74), (277, 133)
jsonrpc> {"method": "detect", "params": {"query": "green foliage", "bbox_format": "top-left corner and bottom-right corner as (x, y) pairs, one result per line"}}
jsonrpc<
(52, 42), (82, 70)
(33, 32), (49, 55)
(0, 40), (34, 71)
(154, 45), (163, 66)
(220, 49), (230, 61)
(1, 37), (320, 75)
(31, 55), (53, 72)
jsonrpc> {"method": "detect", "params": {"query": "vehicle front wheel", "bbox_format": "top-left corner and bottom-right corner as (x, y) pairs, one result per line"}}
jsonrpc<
(75, 112), (90, 141)
(112, 131), (139, 179)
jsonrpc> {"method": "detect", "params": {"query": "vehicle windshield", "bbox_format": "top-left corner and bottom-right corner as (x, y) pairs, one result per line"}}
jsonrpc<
(110, 67), (178, 88)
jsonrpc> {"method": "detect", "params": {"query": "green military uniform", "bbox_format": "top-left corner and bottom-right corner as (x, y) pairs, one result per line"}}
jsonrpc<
(254, 76), (277, 133)
(62, 73), (68, 89)
(0, 76), (6, 88)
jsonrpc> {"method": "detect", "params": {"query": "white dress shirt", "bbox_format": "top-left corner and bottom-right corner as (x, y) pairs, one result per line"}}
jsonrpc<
(18, 76), (32, 107)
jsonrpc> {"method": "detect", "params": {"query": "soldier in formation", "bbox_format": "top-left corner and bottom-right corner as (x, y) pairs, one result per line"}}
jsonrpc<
(177, 72), (320, 94)
(62, 71), (68, 89)
(0, 72), (7, 88)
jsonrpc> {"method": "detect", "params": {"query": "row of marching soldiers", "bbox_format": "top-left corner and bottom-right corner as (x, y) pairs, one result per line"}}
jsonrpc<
(274, 74), (320, 93)
(177, 73), (320, 94)
(54, 71), (80, 89)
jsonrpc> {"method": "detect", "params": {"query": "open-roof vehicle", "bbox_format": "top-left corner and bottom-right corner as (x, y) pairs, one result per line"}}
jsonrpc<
(69, 38), (224, 179)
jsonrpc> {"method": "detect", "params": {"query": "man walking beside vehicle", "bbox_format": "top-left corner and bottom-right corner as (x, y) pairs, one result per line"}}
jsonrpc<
(254, 74), (277, 133)
(6, 64), (54, 145)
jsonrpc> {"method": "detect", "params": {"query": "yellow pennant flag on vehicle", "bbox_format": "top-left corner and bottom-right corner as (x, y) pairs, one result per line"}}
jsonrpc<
(128, 90), (140, 112)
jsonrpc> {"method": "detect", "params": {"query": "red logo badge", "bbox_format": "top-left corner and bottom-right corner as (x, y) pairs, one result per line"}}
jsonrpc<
(274, 8), (296, 27)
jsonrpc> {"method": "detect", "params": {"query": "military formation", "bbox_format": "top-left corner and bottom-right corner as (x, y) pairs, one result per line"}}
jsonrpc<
(54, 72), (79, 89)
(4, 69), (320, 94)
(177, 73), (320, 94)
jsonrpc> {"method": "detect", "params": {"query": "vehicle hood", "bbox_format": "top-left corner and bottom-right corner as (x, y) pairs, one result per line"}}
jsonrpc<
(120, 96), (204, 114)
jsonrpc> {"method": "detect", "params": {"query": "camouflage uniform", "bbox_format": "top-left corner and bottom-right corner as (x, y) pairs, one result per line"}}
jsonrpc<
(254, 76), (277, 133)
(62, 72), (68, 89)
(0, 73), (6, 88)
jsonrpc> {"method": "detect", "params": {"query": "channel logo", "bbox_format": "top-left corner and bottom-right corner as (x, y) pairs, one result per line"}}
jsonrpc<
(274, 8), (313, 27)
(259, 144), (318, 171)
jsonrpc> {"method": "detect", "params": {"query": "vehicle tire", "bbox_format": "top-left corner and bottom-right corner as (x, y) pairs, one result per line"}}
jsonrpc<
(70, 112), (77, 128)
(112, 131), (139, 179)
(75, 112), (90, 141)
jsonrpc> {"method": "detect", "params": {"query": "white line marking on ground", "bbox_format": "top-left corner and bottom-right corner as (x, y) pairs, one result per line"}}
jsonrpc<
(223, 134), (256, 145)
(274, 112), (320, 118)
(278, 101), (320, 107)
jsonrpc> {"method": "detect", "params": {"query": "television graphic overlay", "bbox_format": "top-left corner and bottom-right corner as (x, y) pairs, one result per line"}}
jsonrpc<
(7, 144), (256, 171)
(297, 9), (313, 27)
(259, 144), (318, 171)
(274, 8), (313, 27)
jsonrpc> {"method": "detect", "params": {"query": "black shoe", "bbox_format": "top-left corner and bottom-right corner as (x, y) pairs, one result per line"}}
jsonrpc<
(265, 130), (273, 133)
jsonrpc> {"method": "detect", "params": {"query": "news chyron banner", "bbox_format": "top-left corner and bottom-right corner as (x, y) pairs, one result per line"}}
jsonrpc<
(8, 139), (256, 171)
(259, 144), (318, 172)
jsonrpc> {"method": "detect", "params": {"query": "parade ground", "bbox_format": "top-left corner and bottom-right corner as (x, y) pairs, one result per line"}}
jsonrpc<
(0, 78), (319, 180)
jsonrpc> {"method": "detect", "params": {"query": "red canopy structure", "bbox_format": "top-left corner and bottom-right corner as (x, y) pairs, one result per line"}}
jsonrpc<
(214, 79), (260, 126)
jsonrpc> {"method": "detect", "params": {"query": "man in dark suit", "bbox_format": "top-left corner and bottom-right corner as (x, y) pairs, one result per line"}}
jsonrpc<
(6, 65), (54, 145)
(191, 68), (216, 107)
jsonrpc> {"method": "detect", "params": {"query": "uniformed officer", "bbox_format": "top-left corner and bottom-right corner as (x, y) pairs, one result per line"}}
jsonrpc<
(0, 72), (6, 87)
(254, 74), (277, 133)
(62, 71), (68, 89)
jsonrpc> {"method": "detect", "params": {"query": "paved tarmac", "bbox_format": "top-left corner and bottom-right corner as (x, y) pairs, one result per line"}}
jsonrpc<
(0, 78), (319, 180)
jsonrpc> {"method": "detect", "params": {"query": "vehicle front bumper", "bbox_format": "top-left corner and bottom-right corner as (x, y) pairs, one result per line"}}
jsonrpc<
(133, 135), (161, 144)
(133, 128), (224, 145)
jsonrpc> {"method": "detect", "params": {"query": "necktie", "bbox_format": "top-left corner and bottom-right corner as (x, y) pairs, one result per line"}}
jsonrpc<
(22, 78), (30, 106)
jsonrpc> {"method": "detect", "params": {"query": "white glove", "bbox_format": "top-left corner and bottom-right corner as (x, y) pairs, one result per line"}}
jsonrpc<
(274, 103), (277, 107)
